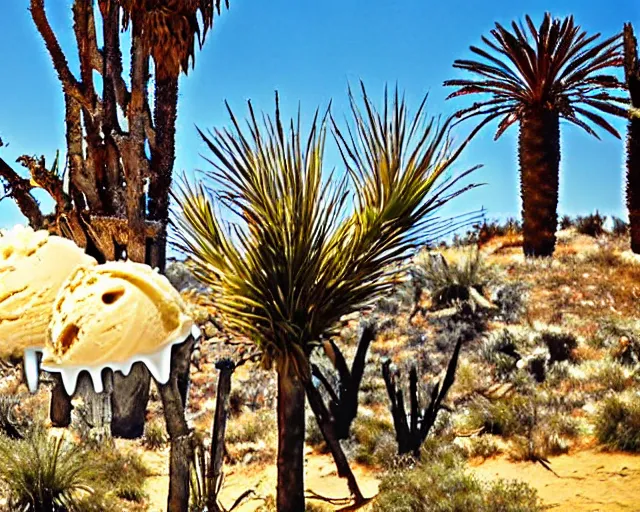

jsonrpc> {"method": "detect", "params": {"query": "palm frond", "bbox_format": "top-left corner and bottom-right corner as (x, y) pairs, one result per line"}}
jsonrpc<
(444, 12), (627, 139)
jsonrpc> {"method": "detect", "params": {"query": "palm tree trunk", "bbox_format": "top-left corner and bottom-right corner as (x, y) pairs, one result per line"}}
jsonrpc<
(627, 116), (640, 253)
(519, 109), (561, 257)
(277, 366), (306, 512)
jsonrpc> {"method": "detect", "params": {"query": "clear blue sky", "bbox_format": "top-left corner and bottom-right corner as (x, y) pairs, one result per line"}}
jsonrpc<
(1, 0), (638, 243)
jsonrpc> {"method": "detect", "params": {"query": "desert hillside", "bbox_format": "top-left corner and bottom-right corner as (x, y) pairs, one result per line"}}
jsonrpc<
(2, 219), (640, 511)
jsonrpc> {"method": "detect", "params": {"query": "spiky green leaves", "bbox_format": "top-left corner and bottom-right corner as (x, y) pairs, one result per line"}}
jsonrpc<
(171, 85), (480, 376)
(444, 13), (628, 140)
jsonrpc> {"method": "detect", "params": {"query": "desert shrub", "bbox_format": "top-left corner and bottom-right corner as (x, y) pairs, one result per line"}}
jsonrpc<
(559, 215), (574, 230)
(226, 409), (276, 445)
(464, 435), (502, 459)
(350, 414), (396, 466)
(491, 282), (529, 324)
(143, 419), (167, 450)
(611, 216), (629, 236)
(373, 438), (543, 512)
(540, 331), (577, 364)
(377, 295), (401, 315)
(229, 387), (245, 417)
(463, 394), (538, 439)
(480, 330), (521, 378)
(575, 211), (607, 237)
(0, 428), (99, 511)
(592, 361), (630, 392)
(92, 444), (149, 504)
(416, 249), (493, 308)
(594, 395), (640, 451)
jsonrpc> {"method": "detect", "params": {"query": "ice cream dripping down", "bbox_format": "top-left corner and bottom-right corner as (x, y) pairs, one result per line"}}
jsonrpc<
(23, 260), (201, 395)
(0, 226), (97, 360)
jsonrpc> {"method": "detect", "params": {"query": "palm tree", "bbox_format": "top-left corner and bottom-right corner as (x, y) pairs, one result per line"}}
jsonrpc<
(444, 13), (627, 257)
(171, 85), (481, 512)
(623, 23), (640, 253)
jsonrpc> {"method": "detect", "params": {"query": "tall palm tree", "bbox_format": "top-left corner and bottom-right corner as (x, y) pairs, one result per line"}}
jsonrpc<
(171, 85), (481, 512)
(444, 13), (627, 256)
(623, 23), (640, 253)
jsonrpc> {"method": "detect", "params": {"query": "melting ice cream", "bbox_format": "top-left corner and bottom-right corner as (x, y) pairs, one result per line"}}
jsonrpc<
(39, 260), (197, 394)
(0, 226), (96, 360)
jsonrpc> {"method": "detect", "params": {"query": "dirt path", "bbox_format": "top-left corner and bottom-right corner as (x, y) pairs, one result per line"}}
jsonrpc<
(470, 450), (640, 512)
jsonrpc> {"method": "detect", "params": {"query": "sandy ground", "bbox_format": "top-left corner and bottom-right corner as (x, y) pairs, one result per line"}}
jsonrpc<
(142, 448), (380, 512)
(471, 450), (640, 512)
(143, 447), (640, 511)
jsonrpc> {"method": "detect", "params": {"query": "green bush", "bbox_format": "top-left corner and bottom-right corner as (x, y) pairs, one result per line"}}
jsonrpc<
(351, 414), (396, 466)
(226, 409), (276, 444)
(92, 443), (150, 504)
(574, 211), (606, 237)
(416, 249), (493, 308)
(594, 395), (640, 452)
(0, 428), (99, 511)
(143, 419), (168, 450)
(373, 440), (543, 511)
(611, 216), (629, 236)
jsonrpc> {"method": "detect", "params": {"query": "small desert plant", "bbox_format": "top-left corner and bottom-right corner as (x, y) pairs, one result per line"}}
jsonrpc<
(559, 215), (574, 230)
(491, 282), (529, 324)
(480, 330), (522, 378)
(416, 248), (493, 308)
(592, 361), (630, 392)
(143, 419), (168, 450)
(594, 395), (640, 451)
(93, 444), (150, 504)
(350, 414), (396, 465)
(611, 216), (629, 236)
(226, 410), (276, 445)
(373, 438), (543, 511)
(540, 331), (578, 363)
(0, 428), (98, 511)
(575, 211), (607, 237)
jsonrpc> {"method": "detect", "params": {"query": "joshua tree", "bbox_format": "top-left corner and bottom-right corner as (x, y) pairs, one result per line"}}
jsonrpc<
(0, 0), (228, 438)
(445, 13), (627, 257)
(172, 84), (481, 512)
(624, 23), (640, 253)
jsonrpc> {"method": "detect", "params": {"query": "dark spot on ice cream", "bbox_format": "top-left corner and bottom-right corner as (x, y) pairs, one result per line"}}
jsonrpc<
(57, 323), (80, 356)
(102, 288), (125, 305)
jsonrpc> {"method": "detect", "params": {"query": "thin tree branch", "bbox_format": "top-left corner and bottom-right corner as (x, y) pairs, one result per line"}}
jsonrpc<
(29, 0), (94, 115)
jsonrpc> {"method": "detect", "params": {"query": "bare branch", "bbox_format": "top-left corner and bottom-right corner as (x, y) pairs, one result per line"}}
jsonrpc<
(0, 155), (43, 228)
(29, 0), (94, 114)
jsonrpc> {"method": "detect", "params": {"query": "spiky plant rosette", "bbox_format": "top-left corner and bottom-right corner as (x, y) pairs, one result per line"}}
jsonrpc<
(444, 13), (628, 139)
(171, 84), (482, 378)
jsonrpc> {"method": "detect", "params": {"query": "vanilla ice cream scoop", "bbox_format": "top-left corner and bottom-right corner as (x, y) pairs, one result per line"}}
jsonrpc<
(40, 260), (197, 394)
(0, 225), (97, 360)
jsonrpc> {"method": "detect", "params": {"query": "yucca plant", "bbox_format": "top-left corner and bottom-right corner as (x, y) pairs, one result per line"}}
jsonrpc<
(0, 428), (98, 511)
(445, 13), (627, 257)
(171, 84), (481, 512)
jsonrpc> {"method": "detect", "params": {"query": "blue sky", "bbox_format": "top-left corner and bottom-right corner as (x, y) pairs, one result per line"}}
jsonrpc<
(1, 0), (638, 244)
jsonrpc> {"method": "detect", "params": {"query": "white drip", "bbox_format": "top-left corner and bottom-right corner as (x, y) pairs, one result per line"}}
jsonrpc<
(23, 348), (41, 394)
(35, 318), (200, 396)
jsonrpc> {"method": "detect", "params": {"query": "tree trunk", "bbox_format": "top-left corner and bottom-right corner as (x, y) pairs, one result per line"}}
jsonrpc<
(519, 109), (561, 257)
(207, 359), (235, 511)
(277, 366), (306, 512)
(159, 337), (195, 512)
(111, 363), (151, 438)
(627, 115), (640, 253)
(49, 374), (72, 427)
(305, 381), (366, 505)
